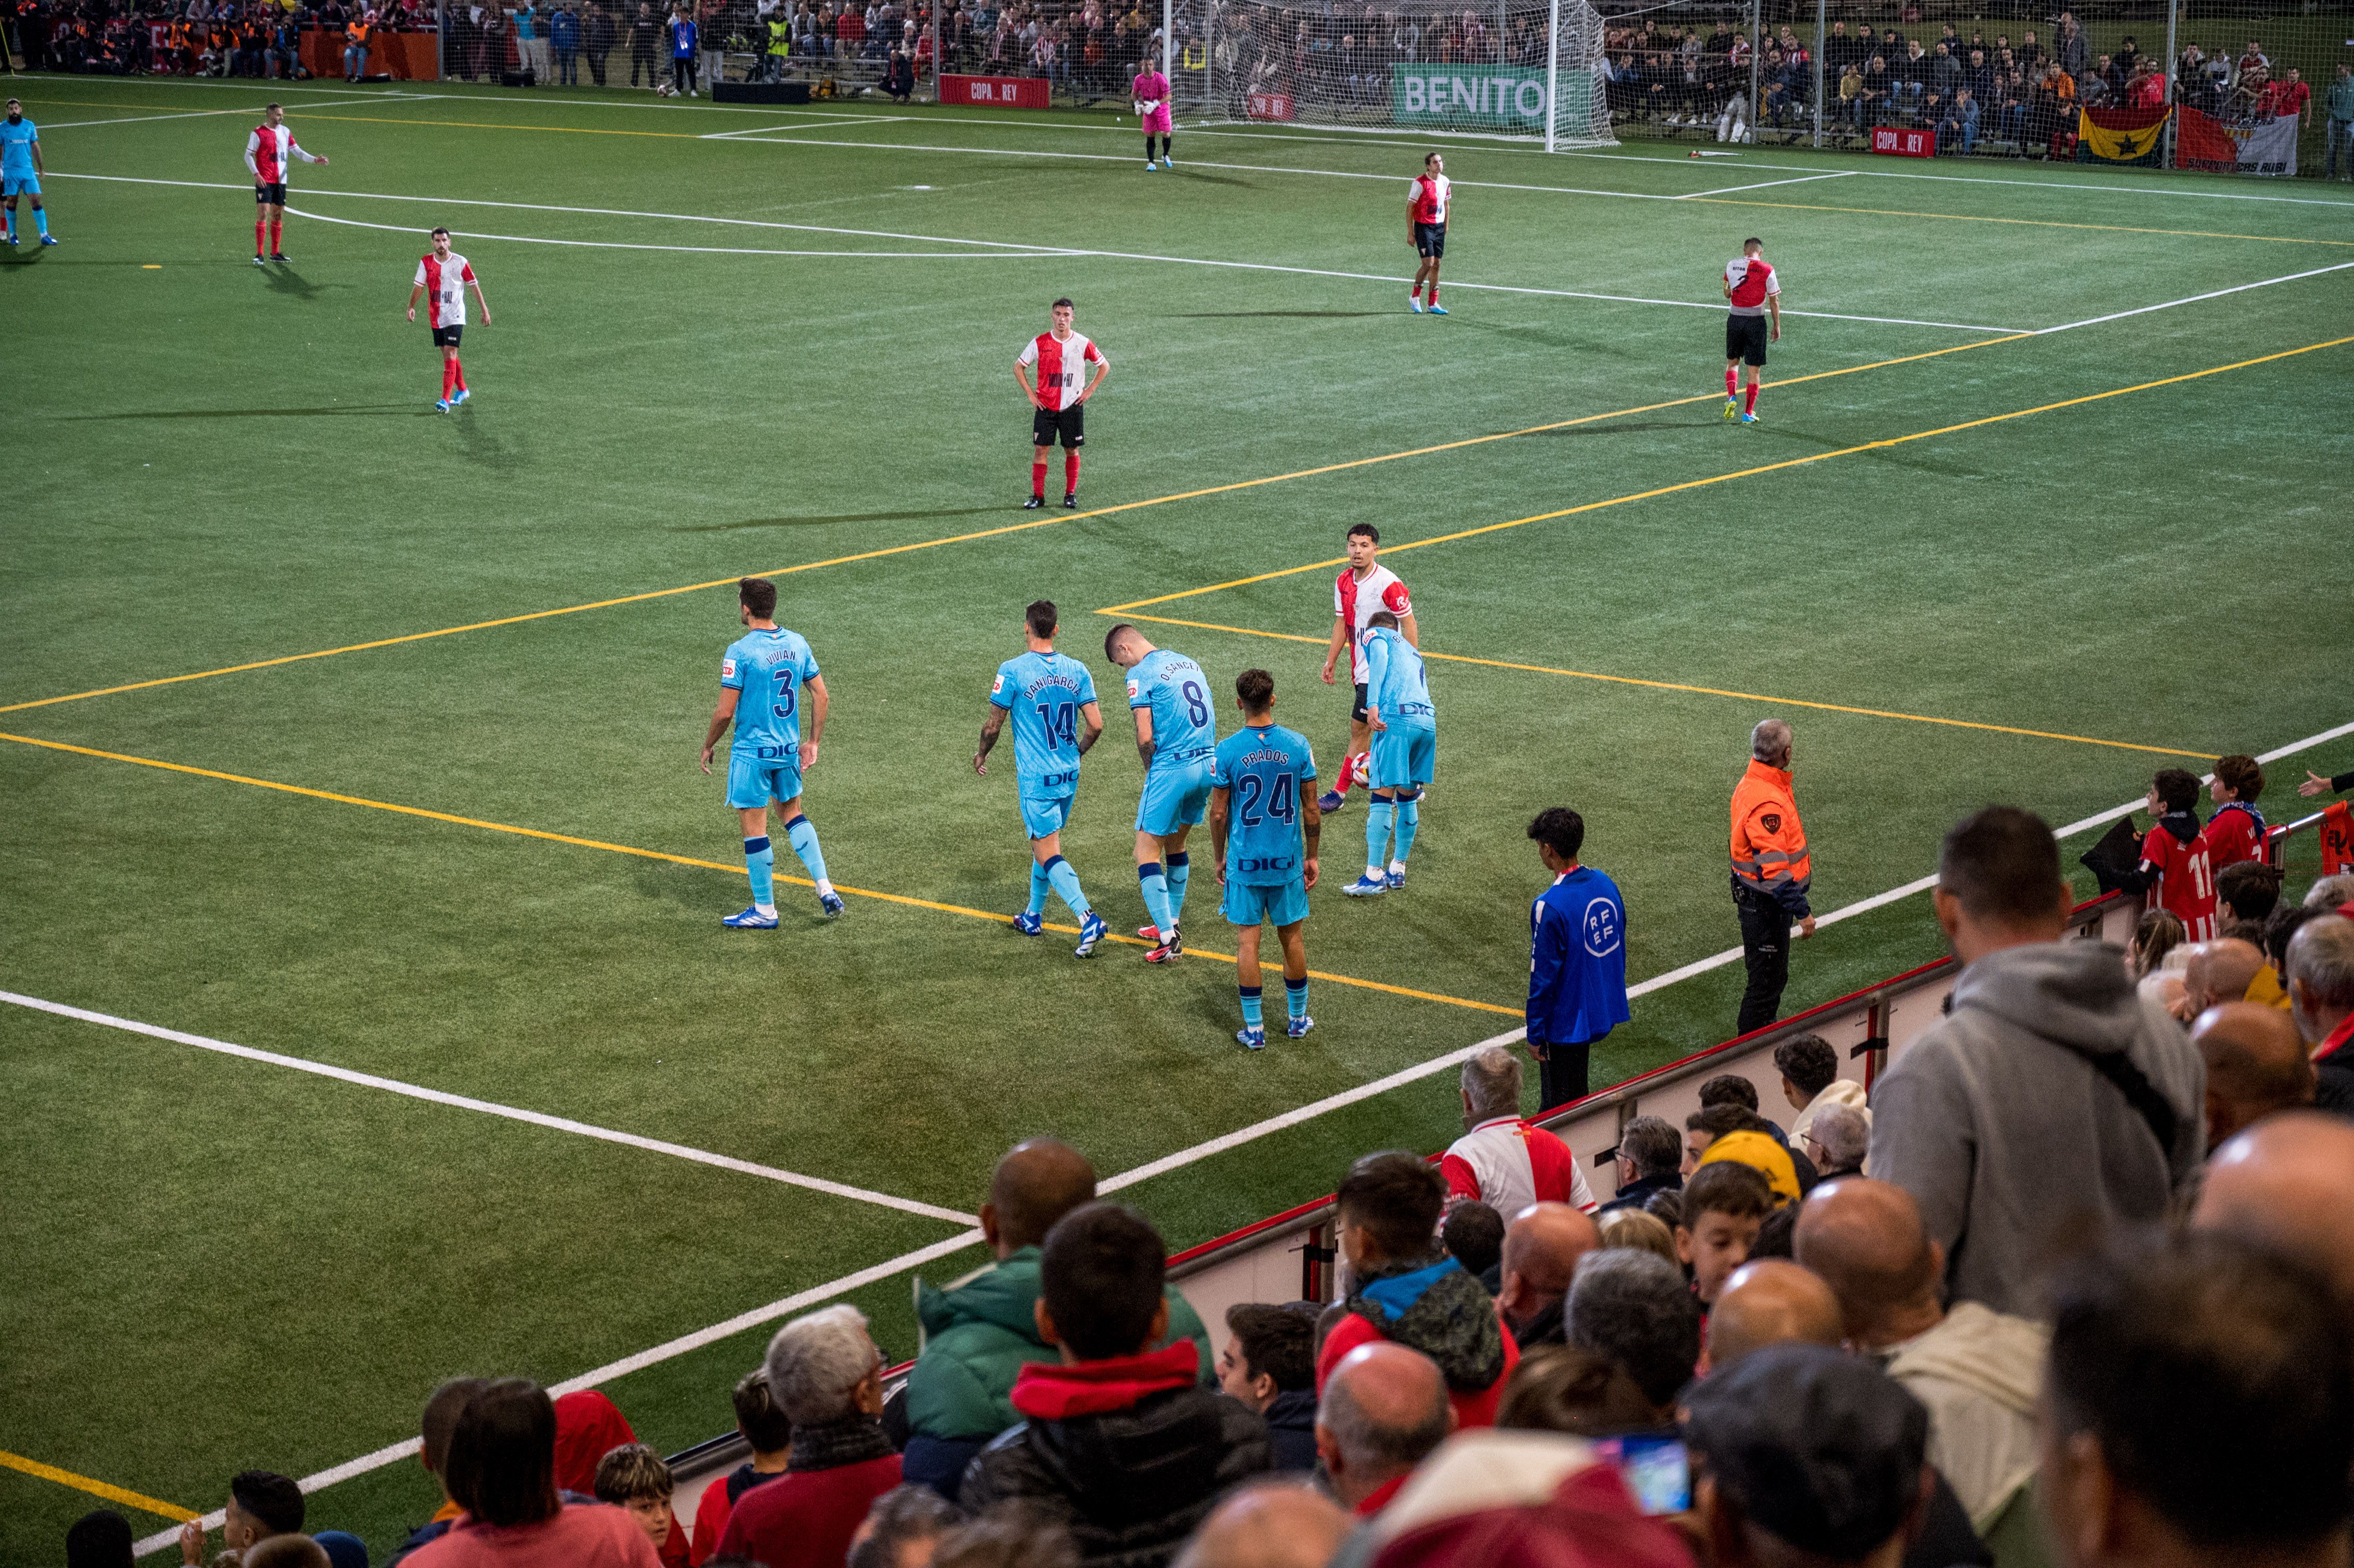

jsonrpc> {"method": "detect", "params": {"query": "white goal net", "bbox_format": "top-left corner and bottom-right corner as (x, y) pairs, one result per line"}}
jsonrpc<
(1166, 0), (1614, 149)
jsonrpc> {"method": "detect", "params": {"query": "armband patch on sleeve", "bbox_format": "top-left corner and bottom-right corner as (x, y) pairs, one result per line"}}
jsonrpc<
(721, 658), (737, 680)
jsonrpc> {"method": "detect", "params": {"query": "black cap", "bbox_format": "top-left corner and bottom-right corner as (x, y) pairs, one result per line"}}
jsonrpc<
(1683, 1344), (1928, 1559)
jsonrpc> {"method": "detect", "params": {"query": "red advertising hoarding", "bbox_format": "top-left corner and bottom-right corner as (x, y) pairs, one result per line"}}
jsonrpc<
(1247, 90), (1297, 121)
(1871, 126), (1934, 158)
(941, 73), (1051, 109)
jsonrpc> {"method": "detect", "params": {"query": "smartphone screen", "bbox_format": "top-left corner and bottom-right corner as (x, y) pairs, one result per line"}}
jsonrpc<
(1597, 1433), (1692, 1515)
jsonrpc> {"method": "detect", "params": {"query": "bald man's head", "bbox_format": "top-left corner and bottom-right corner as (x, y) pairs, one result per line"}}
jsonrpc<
(1499, 1201), (1599, 1308)
(2193, 1002), (2315, 1147)
(2192, 1112), (2354, 1305)
(984, 1138), (1097, 1255)
(1173, 1482), (1351, 1568)
(1315, 1342), (1453, 1509)
(1705, 1260), (1844, 1371)
(1792, 1179), (1944, 1349)
(2184, 938), (2265, 1013)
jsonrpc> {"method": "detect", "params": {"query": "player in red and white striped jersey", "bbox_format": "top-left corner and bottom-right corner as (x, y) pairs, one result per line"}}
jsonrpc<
(1014, 297), (1110, 510)
(1317, 522), (1417, 814)
(1721, 238), (1782, 425)
(243, 103), (326, 266)
(1406, 151), (1453, 315)
(406, 227), (492, 412)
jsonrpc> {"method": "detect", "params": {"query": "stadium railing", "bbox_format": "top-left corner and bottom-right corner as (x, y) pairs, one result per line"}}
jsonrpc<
(2265, 807), (2342, 888)
(660, 888), (2136, 1497)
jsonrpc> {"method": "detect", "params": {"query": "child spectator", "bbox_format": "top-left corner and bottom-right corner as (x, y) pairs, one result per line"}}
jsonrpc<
(1675, 1160), (1775, 1310)
(2117, 769), (2220, 941)
(2208, 754), (2268, 870)
(593, 1445), (687, 1566)
(689, 1370), (792, 1561)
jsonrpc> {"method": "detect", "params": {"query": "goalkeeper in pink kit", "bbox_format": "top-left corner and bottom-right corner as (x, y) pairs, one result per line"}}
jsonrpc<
(1133, 58), (1174, 169)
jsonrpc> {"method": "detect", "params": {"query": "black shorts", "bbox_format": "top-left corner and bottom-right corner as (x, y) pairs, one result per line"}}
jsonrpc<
(1351, 681), (1370, 723)
(431, 324), (463, 348)
(1727, 312), (1770, 367)
(1414, 221), (1447, 259)
(1031, 403), (1084, 449)
(255, 180), (287, 205)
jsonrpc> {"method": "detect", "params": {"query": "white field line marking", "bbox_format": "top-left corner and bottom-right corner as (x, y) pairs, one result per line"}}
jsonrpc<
(1103, 714), (2354, 1193)
(41, 93), (426, 128)
(0, 990), (978, 1225)
(1675, 171), (1854, 199)
(287, 206), (1070, 257)
(701, 115), (899, 138)
(127, 1228), (989, 1558)
(57, 173), (2017, 331)
(2032, 259), (2354, 333)
(109, 710), (2354, 1554)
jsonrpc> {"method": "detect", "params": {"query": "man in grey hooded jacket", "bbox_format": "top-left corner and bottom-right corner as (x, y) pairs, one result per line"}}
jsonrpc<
(1869, 806), (2203, 1321)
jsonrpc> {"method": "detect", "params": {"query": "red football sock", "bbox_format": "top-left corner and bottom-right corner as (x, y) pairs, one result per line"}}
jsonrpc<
(268, 218), (281, 252)
(1744, 382), (1759, 414)
(1062, 451), (1080, 494)
(1411, 282), (1422, 300)
(1427, 282), (1440, 303)
(452, 357), (466, 391)
(1030, 460), (1048, 498)
(1725, 365), (1740, 397)
(1334, 753), (1357, 794)
(441, 359), (456, 399)
(255, 217), (266, 255)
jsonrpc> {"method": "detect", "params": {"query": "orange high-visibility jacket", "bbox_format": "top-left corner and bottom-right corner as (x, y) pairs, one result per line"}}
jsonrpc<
(1731, 757), (1812, 916)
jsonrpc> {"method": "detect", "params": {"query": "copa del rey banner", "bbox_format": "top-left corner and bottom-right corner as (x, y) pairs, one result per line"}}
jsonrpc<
(2175, 103), (2300, 176)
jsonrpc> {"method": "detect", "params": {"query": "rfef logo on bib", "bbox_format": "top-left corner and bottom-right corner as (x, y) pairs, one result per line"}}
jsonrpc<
(1582, 897), (1623, 958)
(1392, 64), (1565, 129)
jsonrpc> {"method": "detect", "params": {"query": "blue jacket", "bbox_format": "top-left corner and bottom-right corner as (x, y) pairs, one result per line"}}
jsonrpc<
(670, 15), (696, 54)
(550, 8), (579, 47)
(1527, 865), (1631, 1047)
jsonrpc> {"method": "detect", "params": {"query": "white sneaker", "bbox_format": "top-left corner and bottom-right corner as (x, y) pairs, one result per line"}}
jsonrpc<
(1342, 871), (1390, 897)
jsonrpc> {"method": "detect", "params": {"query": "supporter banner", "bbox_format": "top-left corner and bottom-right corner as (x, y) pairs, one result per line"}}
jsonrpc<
(940, 73), (1049, 109)
(299, 28), (436, 80)
(1247, 90), (1295, 120)
(2174, 103), (2241, 171)
(2231, 113), (2299, 176)
(2075, 104), (2167, 166)
(1391, 63), (1549, 129)
(1871, 126), (1933, 158)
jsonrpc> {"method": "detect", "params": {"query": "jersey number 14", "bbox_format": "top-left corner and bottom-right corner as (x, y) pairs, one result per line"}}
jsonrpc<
(1035, 700), (1077, 746)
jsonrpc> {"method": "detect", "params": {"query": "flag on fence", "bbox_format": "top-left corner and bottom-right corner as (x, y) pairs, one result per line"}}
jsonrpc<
(2076, 104), (2169, 165)
(2175, 104), (2300, 176)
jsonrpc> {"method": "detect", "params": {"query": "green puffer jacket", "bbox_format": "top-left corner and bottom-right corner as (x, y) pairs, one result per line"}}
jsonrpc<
(905, 1246), (1213, 1440)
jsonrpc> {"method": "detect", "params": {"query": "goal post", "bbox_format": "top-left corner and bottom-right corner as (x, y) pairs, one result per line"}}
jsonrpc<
(1168, 0), (1614, 150)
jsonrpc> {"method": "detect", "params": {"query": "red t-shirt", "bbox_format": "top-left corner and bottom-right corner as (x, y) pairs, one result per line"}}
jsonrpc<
(2320, 802), (2354, 877)
(1316, 1306), (1521, 1430)
(715, 1454), (902, 1568)
(2204, 802), (2265, 871)
(2139, 823), (2217, 941)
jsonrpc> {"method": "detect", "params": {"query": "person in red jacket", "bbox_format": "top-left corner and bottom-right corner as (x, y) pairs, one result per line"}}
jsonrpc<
(716, 1306), (901, 1568)
(2206, 753), (2268, 871)
(1315, 1152), (1519, 1430)
(2117, 768), (2220, 941)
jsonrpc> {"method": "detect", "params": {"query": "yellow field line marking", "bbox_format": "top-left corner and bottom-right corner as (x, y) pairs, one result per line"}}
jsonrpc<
(1686, 193), (2354, 248)
(1103, 613), (2215, 760)
(1102, 334), (2354, 620)
(0, 731), (1516, 1018)
(0, 337), (2026, 721)
(0, 1449), (196, 1522)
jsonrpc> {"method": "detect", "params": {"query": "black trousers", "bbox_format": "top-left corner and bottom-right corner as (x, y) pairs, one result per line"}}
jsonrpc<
(1533, 1038), (1592, 1114)
(585, 47), (608, 83)
(1734, 880), (1791, 1036)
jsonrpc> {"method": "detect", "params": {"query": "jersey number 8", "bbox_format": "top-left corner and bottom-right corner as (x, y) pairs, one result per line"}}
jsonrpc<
(1181, 681), (1208, 728)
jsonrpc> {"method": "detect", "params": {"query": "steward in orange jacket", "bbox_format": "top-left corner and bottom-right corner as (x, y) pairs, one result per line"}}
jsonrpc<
(1731, 719), (1816, 1034)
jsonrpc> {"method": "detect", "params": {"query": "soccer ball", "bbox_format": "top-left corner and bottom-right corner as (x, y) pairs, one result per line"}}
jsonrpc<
(655, 81), (678, 96)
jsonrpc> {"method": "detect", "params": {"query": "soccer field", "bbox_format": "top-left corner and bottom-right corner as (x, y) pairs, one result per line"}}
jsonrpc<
(3, 73), (2351, 1560)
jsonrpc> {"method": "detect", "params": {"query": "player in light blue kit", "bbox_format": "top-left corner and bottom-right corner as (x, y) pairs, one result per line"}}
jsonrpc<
(1103, 623), (1216, 964)
(2, 100), (58, 247)
(1344, 608), (1435, 897)
(1210, 668), (1323, 1049)
(699, 577), (841, 928)
(976, 599), (1108, 957)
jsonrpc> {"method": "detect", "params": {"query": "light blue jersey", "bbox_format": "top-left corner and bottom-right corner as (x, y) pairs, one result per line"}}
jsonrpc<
(0, 117), (37, 178)
(1362, 627), (1433, 729)
(1212, 723), (1317, 885)
(990, 649), (1097, 800)
(722, 626), (820, 755)
(1126, 648), (1217, 768)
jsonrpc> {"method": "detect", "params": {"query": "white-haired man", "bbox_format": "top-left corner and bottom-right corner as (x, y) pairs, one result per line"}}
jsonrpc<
(717, 1305), (901, 1565)
(1439, 1046), (1596, 1219)
(2287, 915), (2354, 1118)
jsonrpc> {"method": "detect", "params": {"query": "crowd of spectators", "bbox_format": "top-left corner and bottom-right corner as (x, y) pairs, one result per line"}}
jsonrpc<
(117, 792), (2354, 1567)
(9, 0), (431, 77)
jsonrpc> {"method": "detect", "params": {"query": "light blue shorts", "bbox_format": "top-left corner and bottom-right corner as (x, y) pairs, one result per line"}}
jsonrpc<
(1135, 756), (1214, 837)
(1021, 791), (1075, 840)
(1368, 721), (1435, 792)
(727, 748), (802, 810)
(1224, 876), (1310, 929)
(1, 175), (39, 198)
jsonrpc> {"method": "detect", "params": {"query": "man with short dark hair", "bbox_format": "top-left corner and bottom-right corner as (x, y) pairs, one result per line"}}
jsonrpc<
(1314, 1342), (1452, 1515)
(703, 575), (840, 928)
(2286, 915), (2354, 1116)
(687, 1370), (793, 1559)
(905, 1139), (1210, 1498)
(1870, 806), (2203, 1317)
(1342, 607), (1434, 896)
(1523, 804), (1629, 1109)
(67, 1510), (134, 1568)
(1316, 1151), (1518, 1428)
(978, 600), (1107, 957)
(1015, 297), (1107, 508)
(179, 1472), (305, 1566)
(963, 1203), (1270, 1563)
(1583, 1120), (1672, 1221)
(1316, 524), (1415, 817)
(1441, 1201), (1505, 1281)
(2041, 1232), (2353, 1568)
(1729, 719), (1813, 1032)
(404, 226), (490, 413)
(1218, 1304), (1317, 1471)
(1775, 1032), (1868, 1143)
(2191, 1001), (2313, 1145)
(1102, 623), (1215, 961)
(1564, 1248), (1700, 1421)
(1210, 668), (1322, 1048)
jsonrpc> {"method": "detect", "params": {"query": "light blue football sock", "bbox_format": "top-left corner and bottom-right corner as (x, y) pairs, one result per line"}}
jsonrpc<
(1044, 854), (1092, 919)
(1137, 861), (1174, 936)
(1027, 861), (1051, 918)
(32, 207), (49, 238)
(1238, 985), (1264, 1030)
(1286, 975), (1309, 1021)
(782, 814), (830, 890)
(1365, 798), (1394, 873)
(1165, 852), (1191, 924)
(3, 209), (13, 240)
(744, 835), (775, 909)
(1394, 799), (1421, 865)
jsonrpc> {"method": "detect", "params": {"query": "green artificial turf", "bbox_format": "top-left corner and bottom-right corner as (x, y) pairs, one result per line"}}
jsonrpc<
(3, 74), (2351, 1562)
